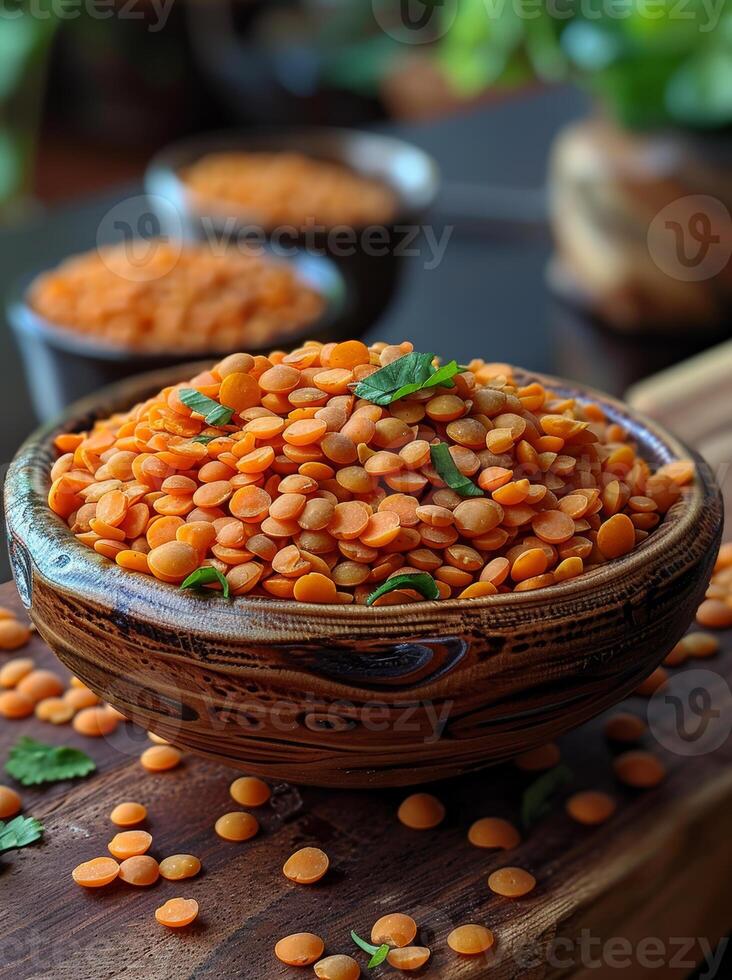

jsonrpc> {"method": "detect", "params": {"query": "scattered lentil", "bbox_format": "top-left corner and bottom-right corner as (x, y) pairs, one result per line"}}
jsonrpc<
(565, 791), (617, 825)
(467, 817), (521, 850)
(613, 751), (666, 788)
(72, 857), (120, 888)
(283, 846), (329, 885)
(397, 793), (445, 830)
(108, 830), (153, 860)
(447, 925), (495, 955)
(141, 745), (182, 772)
(0, 785), (21, 819)
(155, 897), (199, 928)
(274, 933), (325, 967)
(387, 947), (431, 971)
(487, 867), (536, 898)
(215, 811), (259, 842)
(229, 776), (271, 807)
(110, 802), (148, 827)
(159, 854), (201, 881)
(118, 855), (159, 886)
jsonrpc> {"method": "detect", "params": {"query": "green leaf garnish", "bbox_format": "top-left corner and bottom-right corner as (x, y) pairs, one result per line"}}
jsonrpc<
(368, 945), (390, 968)
(191, 434), (216, 445)
(179, 388), (234, 427)
(430, 442), (484, 498)
(351, 931), (390, 968)
(521, 764), (573, 830)
(5, 737), (96, 787)
(0, 815), (44, 854)
(180, 566), (231, 599)
(354, 351), (458, 406)
(366, 572), (439, 606)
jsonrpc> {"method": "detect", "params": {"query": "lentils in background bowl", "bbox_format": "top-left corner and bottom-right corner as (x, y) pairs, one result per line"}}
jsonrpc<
(28, 243), (325, 353)
(180, 152), (398, 229)
(47, 340), (694, 605)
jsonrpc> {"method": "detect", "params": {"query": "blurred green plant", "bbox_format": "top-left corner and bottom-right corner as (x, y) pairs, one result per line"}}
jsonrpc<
(437, 0), (732, 129)
(0, 2), (57, 220)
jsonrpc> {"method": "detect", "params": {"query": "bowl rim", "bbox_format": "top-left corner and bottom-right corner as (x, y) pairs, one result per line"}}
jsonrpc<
(7, 248), (349, 362)
(144, 124), (442, 229)
(5, 360), (720, 637)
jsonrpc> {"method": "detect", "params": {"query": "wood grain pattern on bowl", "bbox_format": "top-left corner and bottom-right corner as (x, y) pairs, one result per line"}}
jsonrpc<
(4, 365), (723, 788)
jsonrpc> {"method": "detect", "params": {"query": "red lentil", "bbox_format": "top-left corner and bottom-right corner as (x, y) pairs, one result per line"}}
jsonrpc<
(141, 745), (182, 772)
(283, 846), (329, 885)
(468, 817), (521, 850)
(108, 830), (152, 860)
(371, 913), (417, 948)
(565, 791), (617, 825)
(49, 343), (691, 604)
(159, 854), (201, 881)
(118, 855), (159, 886)
(447, 925), (495, 955)
(397, 793), (445, 830)
(72, 857), (120, 888)
(275, 933), (325, 967)
(0, 785), (21, 819)
(30, 243), (324, 353)
(229, 775), (271, 807)
(110, 802), (147, 827)
(182, 151), (397, 228)
(155, 897), (199, 928)
(215, 811), (259, 842)
(604, 712), (646, 743)
(488, 866), (536, 898)
(387, 947), (431, 971)
(613, 751), (666, 788)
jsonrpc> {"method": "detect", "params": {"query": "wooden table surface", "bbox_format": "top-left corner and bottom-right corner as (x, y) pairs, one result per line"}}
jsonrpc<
(2, 579), (731, 980)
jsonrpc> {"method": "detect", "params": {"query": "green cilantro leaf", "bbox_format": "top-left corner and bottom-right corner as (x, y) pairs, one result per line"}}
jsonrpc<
(0, 815), (44, 854)
(180, 566), (231, 599)
(191, 434), (216, 445)
(351, 931), (380, 956)
(179, 388), (234, 427)
(351, 931), (390, 968)
(368, 945), (391, 968)
(366, 572), (439, 606)
(354, 352), (458, 406)
(5, 737), (96, 787)
(430, 442), (484, 497)
(521, 764), (574, 830)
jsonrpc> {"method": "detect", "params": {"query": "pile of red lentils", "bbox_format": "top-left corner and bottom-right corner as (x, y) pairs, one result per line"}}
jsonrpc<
(181, 151), (398, 228)
(47, 339), (695, 604)
(29, 242), (324, 353)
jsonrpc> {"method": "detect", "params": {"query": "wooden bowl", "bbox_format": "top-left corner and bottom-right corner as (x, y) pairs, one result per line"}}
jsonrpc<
(5, 366), (722, 788)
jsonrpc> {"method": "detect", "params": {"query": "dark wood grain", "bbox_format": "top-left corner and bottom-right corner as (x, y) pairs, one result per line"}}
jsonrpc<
(4, 366), (723, 788)
(2, 580), (732, 980)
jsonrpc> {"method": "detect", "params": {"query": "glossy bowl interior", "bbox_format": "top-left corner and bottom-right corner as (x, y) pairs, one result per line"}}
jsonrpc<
(5, 364), (722, 787)
(7, 250), (348, 422)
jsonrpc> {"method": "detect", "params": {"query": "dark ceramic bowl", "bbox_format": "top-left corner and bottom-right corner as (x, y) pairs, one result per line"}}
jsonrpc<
(145, 127), (441, 337)
(6, 250), (347, 423)
(4, 365), (722, 788)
